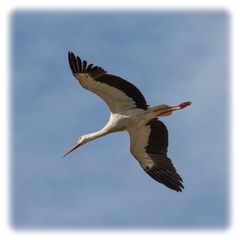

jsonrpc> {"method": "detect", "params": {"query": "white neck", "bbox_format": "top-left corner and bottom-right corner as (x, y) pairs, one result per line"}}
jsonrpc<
(84, 126), (112, 143)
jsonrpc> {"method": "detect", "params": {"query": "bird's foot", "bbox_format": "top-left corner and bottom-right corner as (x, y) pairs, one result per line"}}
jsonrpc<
(156, 101), (191, 116)
(177, 101), (191, 109)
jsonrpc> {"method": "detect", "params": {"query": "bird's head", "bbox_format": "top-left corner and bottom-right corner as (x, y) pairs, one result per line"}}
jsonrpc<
(63, 135), (89, 157)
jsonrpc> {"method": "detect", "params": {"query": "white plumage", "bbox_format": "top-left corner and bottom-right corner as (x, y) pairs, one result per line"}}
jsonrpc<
(64, 52), (191, 192)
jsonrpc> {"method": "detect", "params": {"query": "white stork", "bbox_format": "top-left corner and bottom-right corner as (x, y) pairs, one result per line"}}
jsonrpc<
(64, 52), (191, 192)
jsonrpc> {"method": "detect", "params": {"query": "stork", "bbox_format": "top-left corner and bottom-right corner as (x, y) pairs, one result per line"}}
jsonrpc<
(64, 52), (191, 192)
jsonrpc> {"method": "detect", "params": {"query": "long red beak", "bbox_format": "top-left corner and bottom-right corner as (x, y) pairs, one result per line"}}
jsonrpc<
(63, 142), (81, 157)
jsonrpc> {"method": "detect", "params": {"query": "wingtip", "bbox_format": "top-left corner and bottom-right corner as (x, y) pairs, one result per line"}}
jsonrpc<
(174, 178), (184, 192)
(68, 51), (74, 58)
(68, 51), (78, 74)
(145, 164), (185, 192)
(180, 183), (185, 192)
(176, 184), (184, 192)
(67, 51), (105, 77)
(169, 182), (184, 192)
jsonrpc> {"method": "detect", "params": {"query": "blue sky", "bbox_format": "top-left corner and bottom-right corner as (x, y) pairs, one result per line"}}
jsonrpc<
(11, 11), (229, 229)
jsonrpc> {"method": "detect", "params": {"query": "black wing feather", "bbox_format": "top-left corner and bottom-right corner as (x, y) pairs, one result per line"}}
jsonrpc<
(86, 63), (93, 71)
(68, 53), (78, 74)
(82, 60), (87, 71)
(76, 56), (82, 72)
(144, 119), (184, 192)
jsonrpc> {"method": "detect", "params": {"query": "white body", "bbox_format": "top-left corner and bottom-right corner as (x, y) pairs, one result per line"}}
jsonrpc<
(80, 105), (175, 170)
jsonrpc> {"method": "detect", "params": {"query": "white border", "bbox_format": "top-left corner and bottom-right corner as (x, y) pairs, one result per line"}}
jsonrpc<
(1, 1), (239, 240)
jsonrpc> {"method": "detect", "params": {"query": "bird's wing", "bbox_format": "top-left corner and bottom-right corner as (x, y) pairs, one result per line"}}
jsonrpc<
(68, 52), (148, 113)
(128, 119), (184, 192)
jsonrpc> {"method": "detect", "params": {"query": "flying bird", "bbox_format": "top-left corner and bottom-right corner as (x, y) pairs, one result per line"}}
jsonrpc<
(64, 52), (191, 192)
